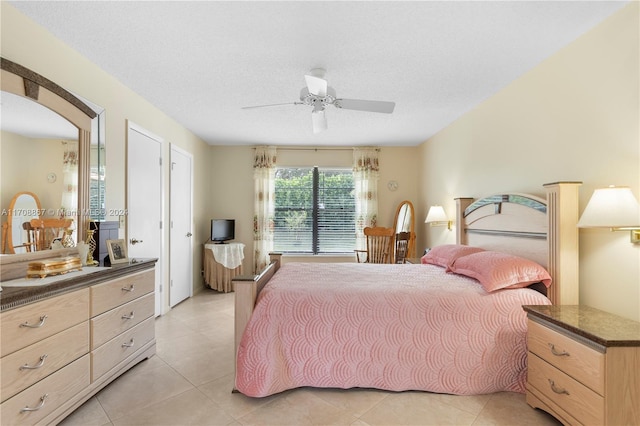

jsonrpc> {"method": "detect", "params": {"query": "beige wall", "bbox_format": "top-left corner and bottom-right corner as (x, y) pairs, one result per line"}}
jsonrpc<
(1, 3), (212, 312)
(1, 132), (69, 217)
(418, 2), (639, 321)
(207, 146), (254, 271)
(208, 146), (421, 271)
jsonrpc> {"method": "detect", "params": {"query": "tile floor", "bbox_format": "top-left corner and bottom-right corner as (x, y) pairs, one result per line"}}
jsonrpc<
(61, 289), (561, 426)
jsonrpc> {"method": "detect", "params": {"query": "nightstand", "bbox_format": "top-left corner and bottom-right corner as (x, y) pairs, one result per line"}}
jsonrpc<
(523, 305), (640, 426)
(404, 258), (421, 264)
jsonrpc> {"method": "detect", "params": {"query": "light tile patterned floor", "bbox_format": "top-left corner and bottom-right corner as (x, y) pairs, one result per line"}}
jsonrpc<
(61, 290), (561, 426)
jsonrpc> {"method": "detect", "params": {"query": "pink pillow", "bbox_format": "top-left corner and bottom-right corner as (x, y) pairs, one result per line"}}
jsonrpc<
(421, 244), (486, 268)
(447, 251), (552, 292)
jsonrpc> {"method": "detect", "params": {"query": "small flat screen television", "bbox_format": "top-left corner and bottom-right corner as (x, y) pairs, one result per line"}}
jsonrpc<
(210, 219), (235, 243)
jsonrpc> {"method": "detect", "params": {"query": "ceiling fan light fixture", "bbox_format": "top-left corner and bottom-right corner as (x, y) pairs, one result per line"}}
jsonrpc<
(300, 87), (336, 108)
(312, 101), (324, 113)
(311, 109), (327, 134)
(242, 68), (395, 133)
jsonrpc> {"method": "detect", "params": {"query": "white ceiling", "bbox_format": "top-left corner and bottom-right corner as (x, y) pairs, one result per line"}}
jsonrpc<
(9, 1), (629, 147)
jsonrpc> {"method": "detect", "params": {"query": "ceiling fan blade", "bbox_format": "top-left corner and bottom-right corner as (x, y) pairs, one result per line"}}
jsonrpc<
(241, 102), (301, 109)
(336, 99), (395, 114)
(305, 74), (327, 97)
(311, 109), (327, 134)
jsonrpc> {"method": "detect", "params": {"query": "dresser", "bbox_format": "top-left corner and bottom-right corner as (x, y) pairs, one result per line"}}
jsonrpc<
(0, 259), (156, 425)
(523, 305), (640, 426)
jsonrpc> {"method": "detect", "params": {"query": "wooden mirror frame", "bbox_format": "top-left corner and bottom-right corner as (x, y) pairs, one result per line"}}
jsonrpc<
(0, 58), (96, 277)
(392, 200), (416, 258)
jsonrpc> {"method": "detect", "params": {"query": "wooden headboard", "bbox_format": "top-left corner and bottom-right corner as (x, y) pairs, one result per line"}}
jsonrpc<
(454, 182), (581, 305)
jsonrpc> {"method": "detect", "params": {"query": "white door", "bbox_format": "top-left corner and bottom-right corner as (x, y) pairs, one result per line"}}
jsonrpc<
(170, 145), (193, 306)
(127, 121), (164, 316)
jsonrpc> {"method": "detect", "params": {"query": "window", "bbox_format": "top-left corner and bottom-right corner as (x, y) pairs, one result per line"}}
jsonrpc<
(274, 167), (355, 254)
(89, 145), (106, 220)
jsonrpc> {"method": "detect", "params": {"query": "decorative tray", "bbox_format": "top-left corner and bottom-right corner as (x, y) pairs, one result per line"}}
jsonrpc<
(26, 256), (83, 279)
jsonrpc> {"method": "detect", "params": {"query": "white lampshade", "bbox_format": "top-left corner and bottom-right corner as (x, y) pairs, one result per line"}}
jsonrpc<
(577, 186), (640, 228)
(425, 205), (448, 223)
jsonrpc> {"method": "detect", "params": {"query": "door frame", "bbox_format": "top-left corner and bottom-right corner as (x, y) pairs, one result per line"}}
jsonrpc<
(169, 143), (194, 306)
(126, 120), (166, 316)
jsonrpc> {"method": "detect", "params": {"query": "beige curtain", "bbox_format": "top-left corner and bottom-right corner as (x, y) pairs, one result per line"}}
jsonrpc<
(353, 147), (379, 250)
(253, 146), (277, 273)
(61, 141), (78, 216)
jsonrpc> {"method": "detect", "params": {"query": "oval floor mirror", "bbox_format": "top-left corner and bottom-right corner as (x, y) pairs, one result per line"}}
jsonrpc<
(392, 200), (416, 262)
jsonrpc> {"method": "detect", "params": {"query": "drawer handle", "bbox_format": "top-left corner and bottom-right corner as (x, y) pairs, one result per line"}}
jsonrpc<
(20, 354), (48, 370)
(122, 311), (135, 320)
(122, 284), (135, 292)
(548, 379), (570, 395)
(122, 338), (135, 348)
(548, 343), (570, 357)
(20, 315), (48, 328)
(20, 394), (48, 412)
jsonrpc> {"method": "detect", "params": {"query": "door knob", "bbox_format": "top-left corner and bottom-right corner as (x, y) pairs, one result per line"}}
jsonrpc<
(130, 238), (143, 245)
(186, 232), (193, 237)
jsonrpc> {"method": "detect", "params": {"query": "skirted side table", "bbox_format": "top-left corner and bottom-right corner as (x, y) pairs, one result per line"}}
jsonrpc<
(203, 241), (245, 292)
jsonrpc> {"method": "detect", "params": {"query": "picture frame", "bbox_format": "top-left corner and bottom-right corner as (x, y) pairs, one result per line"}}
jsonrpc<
(106, 239), (128, 264)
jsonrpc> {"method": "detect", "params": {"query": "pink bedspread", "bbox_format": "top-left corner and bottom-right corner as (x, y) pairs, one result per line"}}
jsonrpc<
(235, 262), (550, 397)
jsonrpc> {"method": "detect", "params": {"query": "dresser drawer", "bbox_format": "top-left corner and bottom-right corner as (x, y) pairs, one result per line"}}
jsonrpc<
(528, 319), (604, 394)
(90, 270), (154, 316)
(0, 354), (90, 426)
(91, 292), (154, 349)
(528, 353), (604, 425)
(91, 317), (154, 381)
(0, 289), (90, 357)
(1, 322), (89, 402)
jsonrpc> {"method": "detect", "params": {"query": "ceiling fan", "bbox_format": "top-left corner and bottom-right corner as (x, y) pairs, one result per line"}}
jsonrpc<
(242, 68), (395, 134)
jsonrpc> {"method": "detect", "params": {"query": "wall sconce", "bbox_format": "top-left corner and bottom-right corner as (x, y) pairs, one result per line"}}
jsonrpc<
(425, 205), (452, 231)
(577, 186), (640, 243)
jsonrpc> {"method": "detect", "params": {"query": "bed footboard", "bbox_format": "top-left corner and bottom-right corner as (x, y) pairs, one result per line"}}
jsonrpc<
(233, 253), (281, 373)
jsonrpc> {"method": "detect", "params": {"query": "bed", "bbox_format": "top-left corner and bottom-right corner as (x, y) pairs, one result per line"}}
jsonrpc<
(233, 182), (581, 398)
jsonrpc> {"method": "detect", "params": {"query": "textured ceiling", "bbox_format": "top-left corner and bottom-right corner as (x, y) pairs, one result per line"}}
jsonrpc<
(9, 1), (629, 147)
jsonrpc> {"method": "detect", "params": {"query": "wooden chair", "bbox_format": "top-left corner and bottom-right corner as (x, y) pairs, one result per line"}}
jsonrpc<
(29, 218), (73, 251)
(17, 222), (37, 253)
(355, 226), (395, 264)
(394, 231), (411, 263)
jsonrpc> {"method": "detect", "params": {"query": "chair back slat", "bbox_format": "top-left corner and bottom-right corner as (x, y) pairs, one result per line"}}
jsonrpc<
(30, 218), (73, 251)
(359, 226), (395, 264)
(395, 231), (411, 263)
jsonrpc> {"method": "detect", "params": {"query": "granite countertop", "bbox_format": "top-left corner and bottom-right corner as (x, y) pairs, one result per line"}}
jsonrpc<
(523, 304), (640, 347)
(1, 258), (157, 312)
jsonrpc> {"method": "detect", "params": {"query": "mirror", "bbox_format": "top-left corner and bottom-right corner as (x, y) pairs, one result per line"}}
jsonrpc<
(1, 90), (78, 253)
(0, 57), (101, 257)
(2, 192), (41, 253)
(393, 200), (416, 258)
(83, 96), (106, 221)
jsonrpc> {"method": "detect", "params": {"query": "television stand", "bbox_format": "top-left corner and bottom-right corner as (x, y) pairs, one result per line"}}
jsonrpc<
(203, 241), (245, 292)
